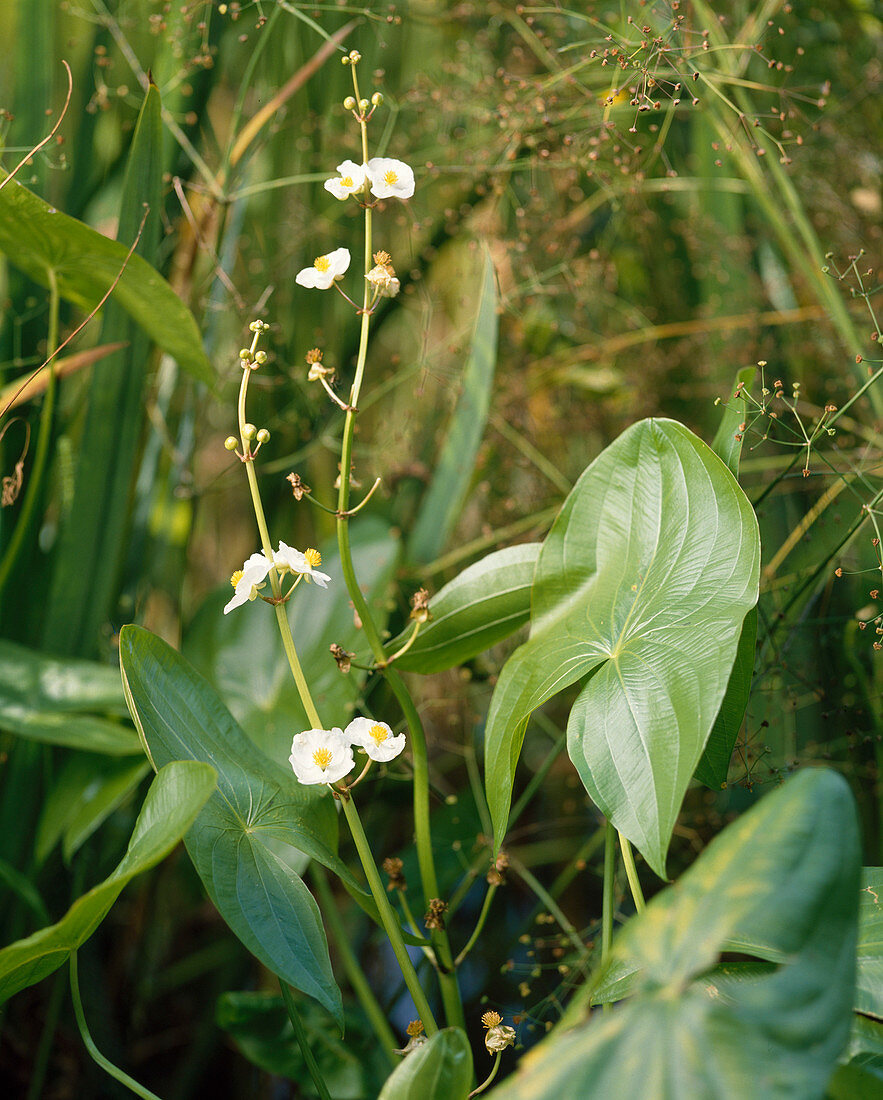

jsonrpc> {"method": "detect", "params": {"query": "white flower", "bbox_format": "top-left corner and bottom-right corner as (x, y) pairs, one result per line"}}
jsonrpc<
(289, 728), (354, 785)
(274, 542), (331, 588)
(223, 551), (274, 614)
(345, 717), (406, 762)
(366, 264), (401, 298)
(324, 159), (368, 200)
(295, 247), (351, 290)
(366, 157), (415, 200)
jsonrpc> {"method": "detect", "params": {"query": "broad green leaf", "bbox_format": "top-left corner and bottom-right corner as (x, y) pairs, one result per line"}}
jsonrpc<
(408, 249), (498, 563)
(41, 82), (173, 659)
(0, 172), (212, 385)
(0, 760), (215, 1004)
(857, 868), (883, 1019)
(378, 1028), (473, 1100)
(120, 625), (355, 1025)
(693, 606), (756, 790)
(489, 768), (860, 1100)
(184, 518), (398, 760)
(0, 640), (127, 715)
(710, 367), (755, 477)
(0, 639), (139, 753)
(35, 752), (150, 864)
(841, 1014), (883, 1082)
(484, 419), (760, 877)
(385, 543), (539, 673)
(216, 991), (390, 1095)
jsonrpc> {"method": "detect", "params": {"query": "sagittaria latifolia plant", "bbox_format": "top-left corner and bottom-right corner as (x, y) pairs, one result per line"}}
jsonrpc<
(1, 46), (873, 1100)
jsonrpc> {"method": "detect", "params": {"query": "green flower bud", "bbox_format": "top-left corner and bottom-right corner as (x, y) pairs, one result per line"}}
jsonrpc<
(343, 95), (357, 110)
(224, 436), (238, 451)
(371, 92), (383, 106)
(256, 428), (270, 443)
(254, 350), (268, 365)
(239, 348), (251, 361)
(242, 423), (257, 440)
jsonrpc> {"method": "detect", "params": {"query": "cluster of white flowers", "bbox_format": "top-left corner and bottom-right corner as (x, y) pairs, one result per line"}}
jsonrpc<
(224, 542), (331, 614)
(289, 717), (406, 785)
(295, 156), (414, 292)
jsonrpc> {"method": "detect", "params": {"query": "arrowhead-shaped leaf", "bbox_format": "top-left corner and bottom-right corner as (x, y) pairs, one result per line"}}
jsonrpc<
(484, 419), (760, 877)
(120, 625), (353, 1025)
(489, 768), (860, 1100)
(0, 760), (215, 1004)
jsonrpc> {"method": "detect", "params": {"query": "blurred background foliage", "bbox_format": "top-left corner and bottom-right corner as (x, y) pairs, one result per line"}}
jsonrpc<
(0, 0), (881, 1095)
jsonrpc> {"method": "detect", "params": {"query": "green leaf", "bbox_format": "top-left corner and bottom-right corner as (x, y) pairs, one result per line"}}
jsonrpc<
(489, 768), (860, 1100)
(710, 367), (755, 477)
(378, 1028), (473, 1100)
(216, 991), (389, 1096)
(693, 606), (757, 790)
(184, 518), (398, 760)
(0, 640), (139, 753)
(0, 760), (215, 1004)
(408, 249), (498, 563)
(0, 172), (212, 385)
(484, 419), (760, 877)
(385, 543), (539, 674)
(857, 868), (883, 1019)
(120, 625), (354, 1025)
(35, 752), (150, 863)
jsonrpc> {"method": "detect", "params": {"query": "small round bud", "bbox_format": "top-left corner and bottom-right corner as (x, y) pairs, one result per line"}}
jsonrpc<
(343, 95), (357, 110)
(359, 98), (370, 113)
(256, 428), (270, 444)
(253, 350), (268, 365)
(242, 423), (257, 440)
(348, 50), (361, 63)
(239, 348), (251, 361)
(248, 320), (262, 332)
(371, 92), (383, 106)
(224, 436), (238, 451)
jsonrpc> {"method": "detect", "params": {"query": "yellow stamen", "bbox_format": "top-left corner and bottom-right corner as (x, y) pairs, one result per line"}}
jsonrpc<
(406, 1020), (424, 1038)
(481, 1011), (503, 1029)
(314, 255), (331, 272)
(370, 723), (389, 745)
(312, 747), (333, 769)
(340, 175), (353, 187)
(304, 548), (322, 567)
(230, 570), (243, 589)
(383, 170), (398, 186)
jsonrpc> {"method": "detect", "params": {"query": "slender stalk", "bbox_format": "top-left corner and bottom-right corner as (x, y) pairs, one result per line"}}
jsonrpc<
(0, 271), (60, 596)
(618, 834), (645, 913)
(602, 821), (616, 960)
(331, 61), (464, 1030)
(236, 340), (322, 729)
(338, 792), (439, 1034)
(279, 980), (333, 1100)
(454, 883), (497, 967)
(25, 967), (66, 1100)
(310, 865), (398, 1066)
(70, 953), (163, 1100)
(469, 1053), (502, 1097)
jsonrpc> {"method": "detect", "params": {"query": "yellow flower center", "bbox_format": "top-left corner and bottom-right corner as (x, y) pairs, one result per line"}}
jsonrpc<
(304, 548), (322, 567)
(314, 256), (331, 272)
(383, 170), (398, 186)
(481, 1011), (503, 1029)
(230, 570), (243, 588)
(312, 747), (333, 769)
(340, 175), (353, 187)
(370, 723), (389, 745)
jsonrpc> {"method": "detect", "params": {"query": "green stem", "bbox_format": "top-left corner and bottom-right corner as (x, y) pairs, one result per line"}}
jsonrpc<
(25, 966), (66, 1100)
(0, 270), (60, 597)
(279, 980), (332, 1100)
(70, 952), (163, 1100)
(310, 865), (398, 1066)
(236, 343), (322, 728)
(618, 833), (645, 913)
(455, 883), (497, 967)
(469, 1053), (502, 1097)
(602, 821), (615, 959)
(338, 792), (439, 1035)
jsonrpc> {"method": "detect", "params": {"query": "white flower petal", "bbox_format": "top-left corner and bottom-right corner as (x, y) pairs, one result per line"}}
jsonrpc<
(289, 727), (354, 784)
(275, 542), (331, 588)
(366, 157), (415, 200)
(295, 247), (351, 290)
(345, 716), (407, 762)
(223, 552), (274, 614)
(324, 160), (367, 200)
